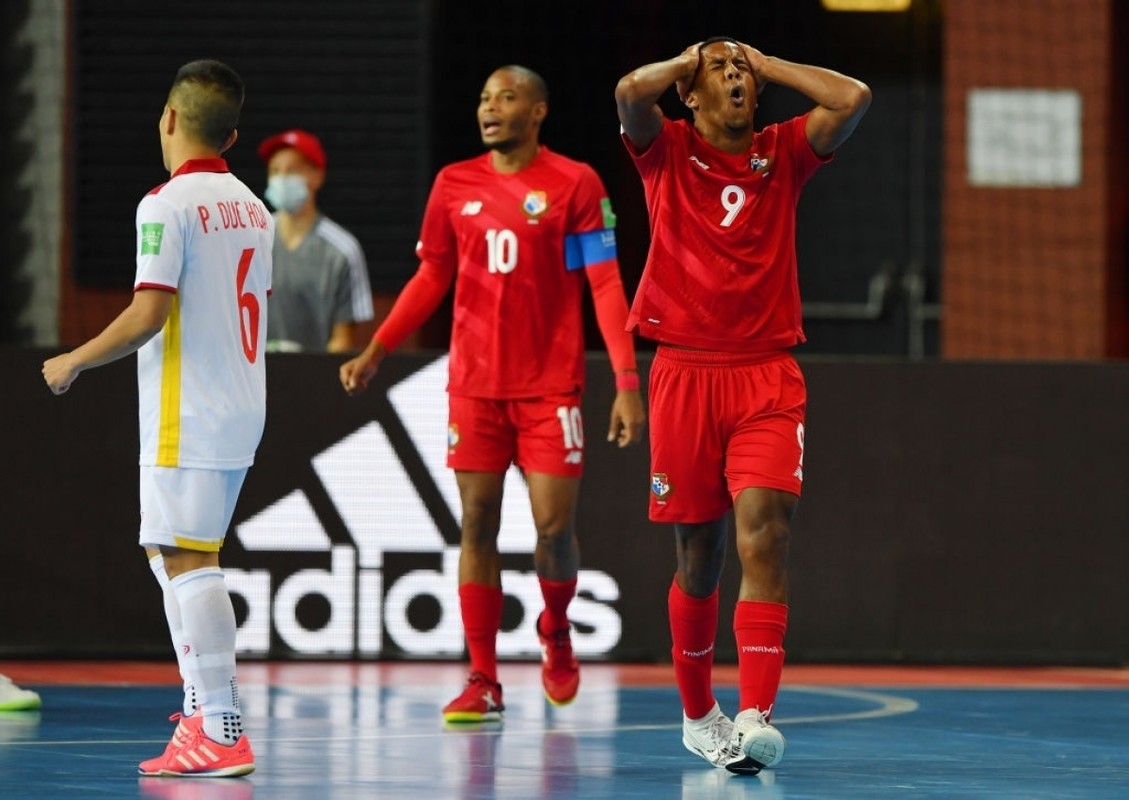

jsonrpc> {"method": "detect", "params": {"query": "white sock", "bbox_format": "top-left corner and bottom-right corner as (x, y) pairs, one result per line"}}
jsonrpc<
(148, 554), (196, 716)
(170, 566), (244, 745)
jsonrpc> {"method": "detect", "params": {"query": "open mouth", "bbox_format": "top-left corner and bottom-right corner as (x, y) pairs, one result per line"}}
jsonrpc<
(481, 119), (502, 136)
(729, 85), (746, 106)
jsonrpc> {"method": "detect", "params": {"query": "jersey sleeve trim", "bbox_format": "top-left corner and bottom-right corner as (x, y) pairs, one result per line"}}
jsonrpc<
(135, 282), (177, 293)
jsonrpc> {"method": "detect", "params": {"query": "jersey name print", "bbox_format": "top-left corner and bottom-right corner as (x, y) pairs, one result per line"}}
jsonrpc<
(135, 158), (275, 469)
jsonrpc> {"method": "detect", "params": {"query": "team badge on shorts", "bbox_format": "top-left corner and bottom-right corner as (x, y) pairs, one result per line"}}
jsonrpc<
(522, 190), (548, 220)
(447, 423), (460, 453)
(651, 472), (672, 501)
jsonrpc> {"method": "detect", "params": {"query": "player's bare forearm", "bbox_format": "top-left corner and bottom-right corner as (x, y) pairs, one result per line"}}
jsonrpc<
(756, 55), (871, 155)
(43, 290), (171, 394)
(756, 56), (868, 113)
(327, 322), (358, 353)
(615, 50), (697, 146)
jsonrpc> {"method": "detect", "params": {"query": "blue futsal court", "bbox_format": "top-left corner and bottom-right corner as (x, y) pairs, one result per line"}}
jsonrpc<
(1, 662), (1127, 799)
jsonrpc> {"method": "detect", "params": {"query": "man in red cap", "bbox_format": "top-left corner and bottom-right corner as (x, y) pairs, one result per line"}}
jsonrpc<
(258, 129), (373, 352)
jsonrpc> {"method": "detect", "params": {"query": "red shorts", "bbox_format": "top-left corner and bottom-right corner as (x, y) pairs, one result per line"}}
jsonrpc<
(647, 347), (806, 523)
(447, 392), (585, 478)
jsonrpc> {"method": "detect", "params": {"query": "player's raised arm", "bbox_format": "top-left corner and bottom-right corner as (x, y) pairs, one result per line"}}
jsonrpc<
(615, 44), (701, 150)
(738, 42), (871, 157)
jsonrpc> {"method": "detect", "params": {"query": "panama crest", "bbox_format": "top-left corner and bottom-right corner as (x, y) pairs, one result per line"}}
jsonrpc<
(749, 153), (772, 177)
(522, 190), (548, 219)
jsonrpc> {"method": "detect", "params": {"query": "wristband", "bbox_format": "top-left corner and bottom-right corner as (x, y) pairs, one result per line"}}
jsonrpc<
(615, 371), (640, 391)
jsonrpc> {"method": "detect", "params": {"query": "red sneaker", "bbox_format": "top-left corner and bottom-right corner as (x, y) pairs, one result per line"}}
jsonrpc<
(537, 612), (580, 706)
(442, 672), (505, 723)
(138, 712), (255, 777)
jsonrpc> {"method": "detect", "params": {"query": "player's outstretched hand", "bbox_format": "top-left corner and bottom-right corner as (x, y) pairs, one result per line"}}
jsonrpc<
(340, 340), (386, 396)
(607, 389), (646, 448)
(42, 353), (80, 395)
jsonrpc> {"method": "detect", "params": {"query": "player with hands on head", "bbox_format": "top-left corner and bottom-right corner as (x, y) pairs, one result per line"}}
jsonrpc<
(43, 59), (271, 777)
(341, 64), (645, 723)
(616, 37), (870, 774)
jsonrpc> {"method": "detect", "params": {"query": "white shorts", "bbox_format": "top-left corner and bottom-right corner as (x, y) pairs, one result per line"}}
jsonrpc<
(139, 466), (248, 552)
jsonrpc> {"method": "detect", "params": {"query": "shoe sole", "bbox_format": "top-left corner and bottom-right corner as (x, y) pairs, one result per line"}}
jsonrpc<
(723, 755), (764, 775)
(443, 719), (503, 732)
(0, 700), (42, 712)
(543, 688), (578, 707)
(137, 763), (255, 778)
(443, 711), (503, 724)
(725, 730), (785, 775)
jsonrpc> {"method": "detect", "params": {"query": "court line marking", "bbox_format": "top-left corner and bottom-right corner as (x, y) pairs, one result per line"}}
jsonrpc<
(0, 685), (919, 747)
(778, 685), (919, 724)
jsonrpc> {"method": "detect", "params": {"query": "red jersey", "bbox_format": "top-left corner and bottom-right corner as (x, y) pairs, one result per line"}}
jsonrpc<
(623, 114), (828, 352)
(417, 146), (619, 398)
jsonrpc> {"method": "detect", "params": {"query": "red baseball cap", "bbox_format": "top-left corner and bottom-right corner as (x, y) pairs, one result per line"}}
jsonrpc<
(257, 129), (327, 169)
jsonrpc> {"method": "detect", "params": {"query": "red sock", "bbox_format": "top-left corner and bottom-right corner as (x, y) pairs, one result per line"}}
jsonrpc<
(460, 583), (503, 682)
(538, 576), (576, 632)
(668, 577), (719, 720)
(733, 601), (788, 718)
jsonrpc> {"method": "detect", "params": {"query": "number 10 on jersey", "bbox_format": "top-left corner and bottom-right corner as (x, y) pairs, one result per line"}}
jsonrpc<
(485, 228), (518, 274)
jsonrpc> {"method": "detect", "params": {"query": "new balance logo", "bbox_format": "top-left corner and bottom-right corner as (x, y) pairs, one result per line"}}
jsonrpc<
(460, 201), (483, 215)
(227, 355), (622, 660)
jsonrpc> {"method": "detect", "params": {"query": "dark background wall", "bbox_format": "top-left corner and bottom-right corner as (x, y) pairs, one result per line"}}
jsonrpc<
(0, 0), (35, 345)
(61, 0), (942, 356)
(4, 349), (1126, 665)
(70, 0), (430, 293)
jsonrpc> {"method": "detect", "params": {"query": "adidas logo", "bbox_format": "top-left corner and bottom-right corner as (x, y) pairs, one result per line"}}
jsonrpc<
(225, 355), (622, 659)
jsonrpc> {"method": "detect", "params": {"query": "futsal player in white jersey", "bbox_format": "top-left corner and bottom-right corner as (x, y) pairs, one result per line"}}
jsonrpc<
(43, 59), (272, 778)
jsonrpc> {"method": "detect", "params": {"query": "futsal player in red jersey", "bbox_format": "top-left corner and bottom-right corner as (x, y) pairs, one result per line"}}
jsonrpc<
(616, 38), (870, 774)
(341, 65), (645, 722)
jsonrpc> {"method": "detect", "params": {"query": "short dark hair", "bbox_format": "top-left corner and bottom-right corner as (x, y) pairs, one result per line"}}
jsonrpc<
(168, 59), (244, 151)
(700, 35), (739, 49)
(498, 65), (549, 104)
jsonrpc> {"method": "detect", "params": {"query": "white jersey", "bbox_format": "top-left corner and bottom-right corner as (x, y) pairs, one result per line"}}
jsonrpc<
(134, 157), (274, 469)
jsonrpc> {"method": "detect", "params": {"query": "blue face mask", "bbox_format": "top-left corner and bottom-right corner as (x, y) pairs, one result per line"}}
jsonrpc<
(264, 174), (309, 213)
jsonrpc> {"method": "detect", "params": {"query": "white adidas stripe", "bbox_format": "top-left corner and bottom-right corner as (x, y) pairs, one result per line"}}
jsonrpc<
(174, 743), (221, 769)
